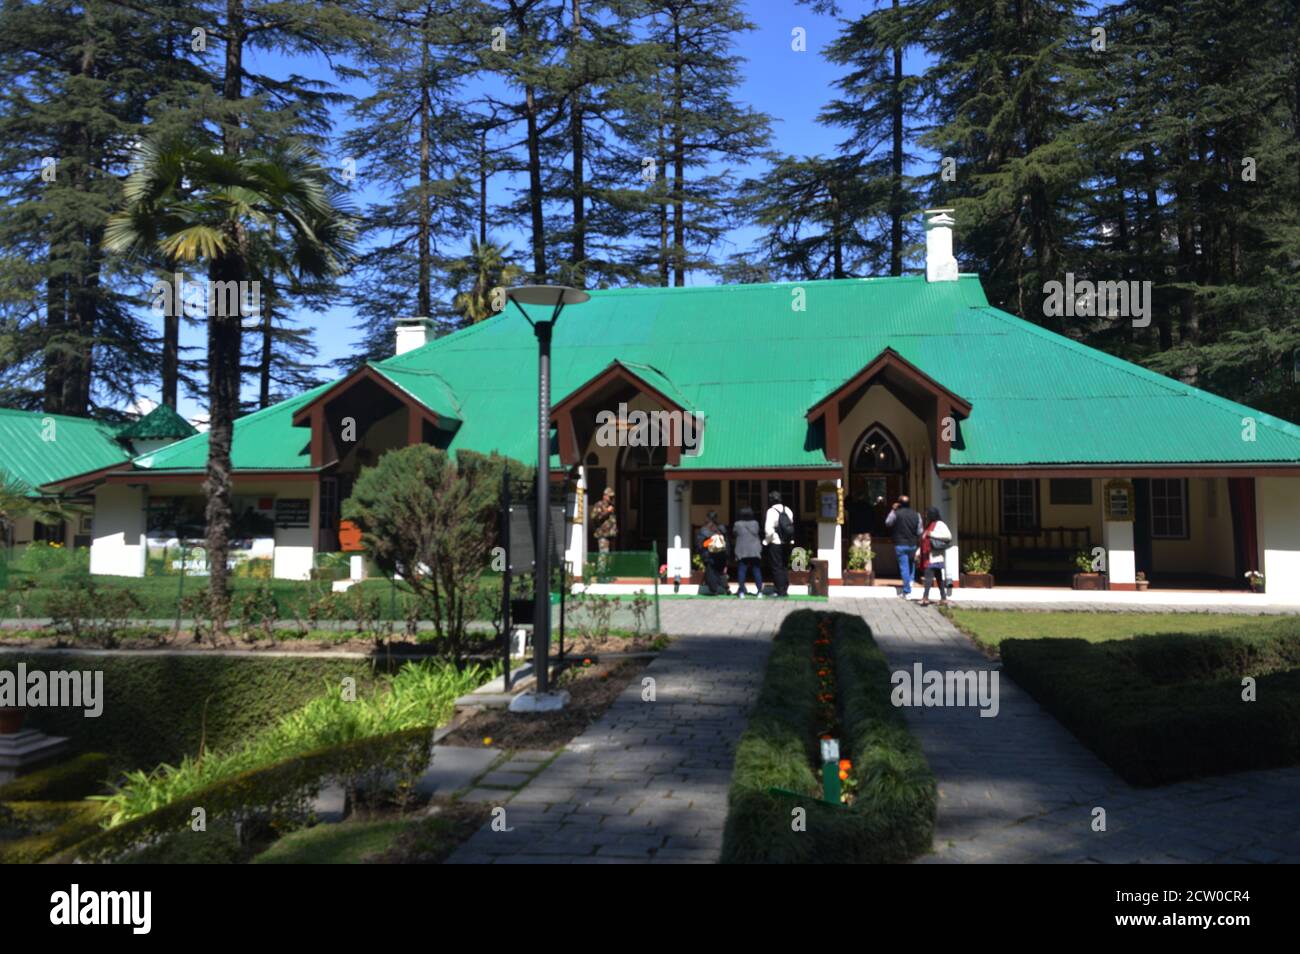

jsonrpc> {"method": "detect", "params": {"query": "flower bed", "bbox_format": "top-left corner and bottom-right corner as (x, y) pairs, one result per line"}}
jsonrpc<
(720, 610), (935, 863)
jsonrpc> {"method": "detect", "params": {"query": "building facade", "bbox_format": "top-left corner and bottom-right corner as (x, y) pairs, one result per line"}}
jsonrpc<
(34, 213), (1300, 598)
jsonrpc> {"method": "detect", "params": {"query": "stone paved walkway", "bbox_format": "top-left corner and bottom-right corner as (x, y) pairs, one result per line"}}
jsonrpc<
(447, 600), (798, 863)
(843, 598), (1300, 863)
(448, 597), (1300, 863)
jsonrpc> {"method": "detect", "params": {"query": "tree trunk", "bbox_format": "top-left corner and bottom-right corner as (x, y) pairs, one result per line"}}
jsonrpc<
(259, 278), (274, 409)
(525, 83), (546, 281)
(671, 18), (685, 287)
(569, 0), (585, 286)
(478, 130), (488, 246)
(162, 299), (179, 409)
(44, 265), (67, 414)
(889, 0), (903, 276)
(206, 0), (246, 613)
(417, 32), (432, 317)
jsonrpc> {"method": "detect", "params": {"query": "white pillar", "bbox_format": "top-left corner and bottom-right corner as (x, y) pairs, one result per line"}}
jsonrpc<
(942, 479), (960, 585)
(1103, 519), (1136, 588)
(89, 484), (147, 577)
(1258, 477), (1300, 600)
(566, 466), (588, 578)
(666, 479), (691, 577)
(817, 478), (843, 579)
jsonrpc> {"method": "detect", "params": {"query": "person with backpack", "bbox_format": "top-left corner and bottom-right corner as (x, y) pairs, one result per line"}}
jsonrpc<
(885, 494), (922, 598)
(732, 507), (764, 599)
(763, 490), (795, 598)
(696, 510), (729, 596)
(918, 506), (953, 607)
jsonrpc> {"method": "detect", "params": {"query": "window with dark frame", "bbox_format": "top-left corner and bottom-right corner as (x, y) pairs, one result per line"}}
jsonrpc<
(1001, 479), (1038, 532)
(692, 480), (721, 506)
(1150, 478), (1188, 539)
(1049, 478), (1092, 506)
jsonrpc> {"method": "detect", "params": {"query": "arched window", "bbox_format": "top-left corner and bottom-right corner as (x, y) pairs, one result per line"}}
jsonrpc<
(621, 444), (667, 471)
(851, 425), (906, 472)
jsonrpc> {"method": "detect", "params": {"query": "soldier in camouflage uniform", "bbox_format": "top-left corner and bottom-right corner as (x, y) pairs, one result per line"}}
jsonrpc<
(591, 487), (618, 558)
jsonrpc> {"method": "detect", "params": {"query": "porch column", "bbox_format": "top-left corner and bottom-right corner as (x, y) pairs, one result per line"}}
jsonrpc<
(566, 466), (588, 578)
(1257, 477), (1300, 600)
(818, 477), (843, 580)
(1103, 519), (1136, 589)
(666, 478), (691, 577)
(942, 479), (960, 586)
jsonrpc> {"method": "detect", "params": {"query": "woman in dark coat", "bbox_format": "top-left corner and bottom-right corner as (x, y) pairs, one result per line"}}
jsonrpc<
(697, 510), (729, 596)
(731, 507), (764, 599)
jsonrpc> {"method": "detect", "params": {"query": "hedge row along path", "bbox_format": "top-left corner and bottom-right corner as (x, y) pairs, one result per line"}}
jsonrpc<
(450, 598), (1300, 864)
(844, 598), (1300, 863)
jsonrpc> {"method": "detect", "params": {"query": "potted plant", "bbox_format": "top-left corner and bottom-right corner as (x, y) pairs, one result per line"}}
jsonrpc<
(1245, 570), (1265, 593)
(788, 547), (809, 585)
(690, 552), (705, 585)
(1072, 550), (1107, 590)
(1135, 570), (1149, 592)
(960, 549), (995, 588)
(843, 536), (874, 585)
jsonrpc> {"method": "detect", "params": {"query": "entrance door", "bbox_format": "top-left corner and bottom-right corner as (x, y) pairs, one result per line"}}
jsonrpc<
(619, 445), (668, 557)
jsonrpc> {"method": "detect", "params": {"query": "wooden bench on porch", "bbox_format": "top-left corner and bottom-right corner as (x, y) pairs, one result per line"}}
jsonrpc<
(962, 527), (1092, 575)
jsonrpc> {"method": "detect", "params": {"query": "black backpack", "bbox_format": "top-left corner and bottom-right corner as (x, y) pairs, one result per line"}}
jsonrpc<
(776, 507), (796, 546)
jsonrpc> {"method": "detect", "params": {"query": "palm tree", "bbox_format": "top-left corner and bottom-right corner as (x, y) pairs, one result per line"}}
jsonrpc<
(105, 134), (354, 611)
(449, 238), (523, 324)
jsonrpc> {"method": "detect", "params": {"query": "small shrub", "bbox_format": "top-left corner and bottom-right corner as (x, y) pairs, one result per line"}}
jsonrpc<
(45, 576), (144, 647)
(0, 753), (114, 801)
(962, 549), (993, 575)
(237, 582), (280, 642)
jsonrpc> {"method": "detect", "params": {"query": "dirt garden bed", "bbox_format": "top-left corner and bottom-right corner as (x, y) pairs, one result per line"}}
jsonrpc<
(441, 656), (652, 751)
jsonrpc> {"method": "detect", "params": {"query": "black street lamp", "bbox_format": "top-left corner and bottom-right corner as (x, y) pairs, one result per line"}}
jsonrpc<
(507, 284), (590, 705)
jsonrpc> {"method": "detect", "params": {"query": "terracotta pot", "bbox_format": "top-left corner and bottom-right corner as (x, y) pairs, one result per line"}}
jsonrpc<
(690, 570), (704, 584)
(960, 572), (995, 589)
(0, 707), (25, 734)
(1135, 579), (1149, 591)
(842, 569), (873, 586)
(788, 570), (809, 585)
(1072, 572), (1108, 591)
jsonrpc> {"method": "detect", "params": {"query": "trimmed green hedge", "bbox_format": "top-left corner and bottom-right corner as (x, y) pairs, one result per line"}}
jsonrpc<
(1002, 631), (1300, 786)
(52, 726), (434, 863)
(721, 610), (935, 863)
(2, 652), (383, 769)
(0, 800), (106, 864)
(0, 752), (112, 801)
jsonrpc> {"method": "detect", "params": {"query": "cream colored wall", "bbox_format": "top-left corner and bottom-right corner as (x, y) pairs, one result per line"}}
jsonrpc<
(838, 384), (933, 507)
(1150, 477), (1235, 578)
(336, 406), (407, 475)
(1256, 477), (1300, 600)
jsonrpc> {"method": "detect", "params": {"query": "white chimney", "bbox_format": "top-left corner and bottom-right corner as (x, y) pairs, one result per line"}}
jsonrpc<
(924, 208), (959, 282)
(395, 316), (434, 355)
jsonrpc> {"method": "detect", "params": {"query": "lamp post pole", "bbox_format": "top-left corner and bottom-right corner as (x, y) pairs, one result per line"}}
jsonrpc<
(533, 317), (553, 695)
(508, 284), (588, 708)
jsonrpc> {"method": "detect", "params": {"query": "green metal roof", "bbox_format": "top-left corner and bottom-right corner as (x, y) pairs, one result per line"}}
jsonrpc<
(132, 382), (333, 472)
(0, 408), (132, 495)
(116, 403), (199, 441)
(53, 274), (1300, 481)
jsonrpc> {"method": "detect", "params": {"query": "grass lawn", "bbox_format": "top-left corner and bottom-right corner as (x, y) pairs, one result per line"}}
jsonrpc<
(252, 804), (488, 864)
(949, 608), (1294, 652)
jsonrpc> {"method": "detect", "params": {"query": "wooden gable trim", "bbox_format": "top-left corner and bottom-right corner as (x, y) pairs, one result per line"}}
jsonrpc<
(551, 362), (695, 467)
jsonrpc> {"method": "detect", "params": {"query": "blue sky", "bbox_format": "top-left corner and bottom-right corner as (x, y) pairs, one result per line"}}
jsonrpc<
(166, 2), (873, 421)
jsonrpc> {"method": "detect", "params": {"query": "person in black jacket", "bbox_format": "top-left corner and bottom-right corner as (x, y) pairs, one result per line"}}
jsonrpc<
(885, 494), (922, 598)
(696, 511), (729, 596)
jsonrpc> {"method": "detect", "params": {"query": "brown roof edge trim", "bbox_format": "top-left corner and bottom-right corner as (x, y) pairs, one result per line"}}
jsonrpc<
(806, 347), (973, 421)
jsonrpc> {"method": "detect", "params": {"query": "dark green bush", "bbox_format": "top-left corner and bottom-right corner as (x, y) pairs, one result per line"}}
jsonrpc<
(3, 652), (383, 769)
(721, 610), (935, 863)
(0, 800), (105, 863)
(0, 752), (113, 801)
(1002, 630), (1300, 786)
